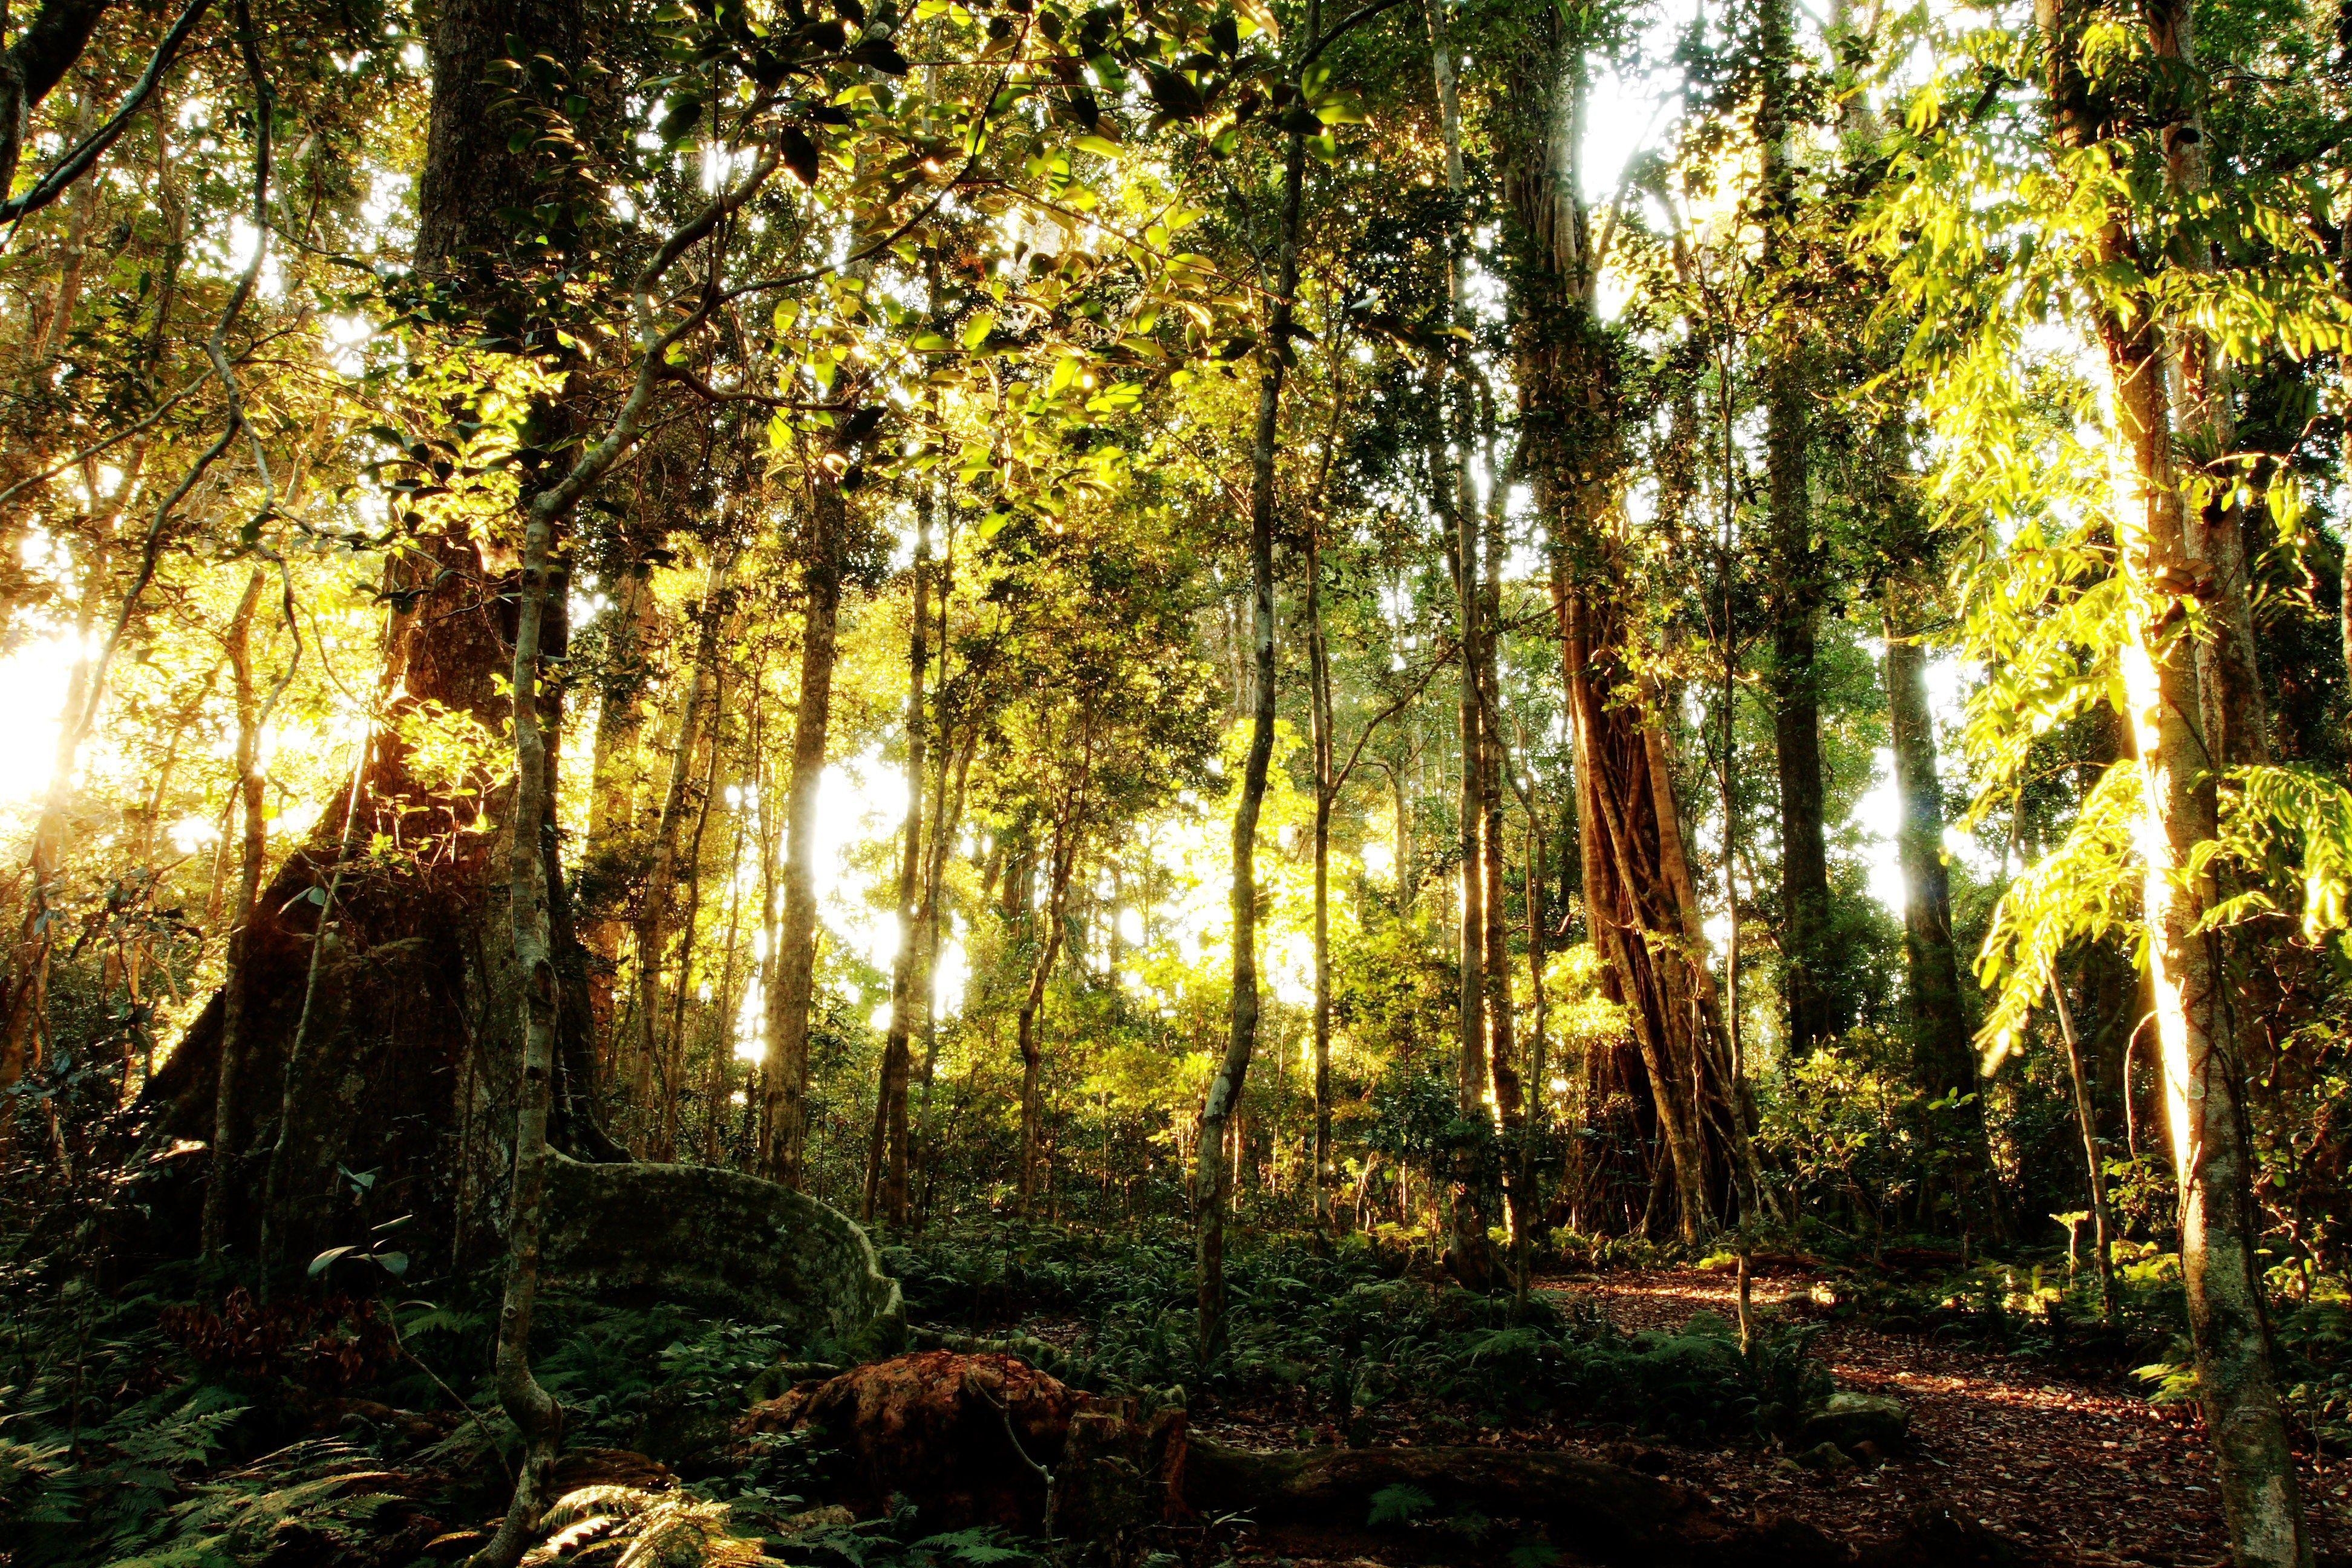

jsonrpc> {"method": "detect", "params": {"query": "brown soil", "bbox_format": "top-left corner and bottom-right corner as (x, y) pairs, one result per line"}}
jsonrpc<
(1536, 1266), (2350, 1567)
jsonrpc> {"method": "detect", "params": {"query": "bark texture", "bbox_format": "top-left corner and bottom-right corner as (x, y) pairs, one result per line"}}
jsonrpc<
(1496, 13), (1739, 1240)
(2041, 4), (2311, 1560)
(761, 480), (846, 1189)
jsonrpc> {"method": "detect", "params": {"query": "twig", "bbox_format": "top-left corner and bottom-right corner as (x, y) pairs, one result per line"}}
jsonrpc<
(961, 1369), (1056, 1539)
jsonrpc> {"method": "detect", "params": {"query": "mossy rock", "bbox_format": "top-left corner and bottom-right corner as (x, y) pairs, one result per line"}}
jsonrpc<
(1795, 1390), (1910, 1454)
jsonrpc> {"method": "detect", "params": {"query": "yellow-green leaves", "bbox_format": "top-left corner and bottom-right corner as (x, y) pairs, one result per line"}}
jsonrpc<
(2204, 767), (2352, 958)
(1975, 761), (2146, 1071)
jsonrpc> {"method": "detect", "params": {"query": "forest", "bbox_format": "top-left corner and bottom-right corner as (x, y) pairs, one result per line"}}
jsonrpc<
(0, 0), (2349, 1561)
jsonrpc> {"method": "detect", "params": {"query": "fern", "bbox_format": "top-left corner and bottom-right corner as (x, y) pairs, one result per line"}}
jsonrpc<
(526, 1483), (783, 1567)
(910, 1527), (1033, 1564)
(99, 1440), (405, 1568)
(1367, 1483), (1434, 1526)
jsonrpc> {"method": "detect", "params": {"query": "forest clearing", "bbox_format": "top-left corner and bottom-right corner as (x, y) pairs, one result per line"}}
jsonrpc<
(1, 0), (2351, 1561)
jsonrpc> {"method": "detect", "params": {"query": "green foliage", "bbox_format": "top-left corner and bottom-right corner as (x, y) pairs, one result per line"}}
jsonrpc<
(98, 1441), (410, 1568)
(893, 1225), (1829, 1439)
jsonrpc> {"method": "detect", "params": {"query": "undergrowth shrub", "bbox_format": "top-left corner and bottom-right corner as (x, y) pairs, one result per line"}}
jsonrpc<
(890, 1224), (1831, 1441)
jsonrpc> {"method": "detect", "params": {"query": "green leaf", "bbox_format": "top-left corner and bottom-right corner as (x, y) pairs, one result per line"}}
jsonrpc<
(961, 310), (998, 351)
(310, 1246), (359, 1276)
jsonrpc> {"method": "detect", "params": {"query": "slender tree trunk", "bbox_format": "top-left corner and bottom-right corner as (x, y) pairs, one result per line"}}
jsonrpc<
(871, 506), (932, 1224)
(761, 482), (844, 1188)
(634, 555), (727, 1149)
(915, 723), (976, 1182)
(1479, 432), (1525, 1224)
(1517, 784), (1546, 1307)
(2039, 8), (2310, 1560)
(468, 510), (564, 1568)
(1881, 592), (1998, 1226)
(581, 557), (659, 1038)
(201, 570), (269, 1260)
(706, 755), (751, 1166)
(1387, 758), (1413, 897)
(1425, 0), (1497, 1291)
(1307, 525), (1336, 1237)
(1018, 805), (1080, 1214)
(659, 668), (724, 1161)
(1197, 0), (1316, 1354)
(2051, 967), (2117, 1321)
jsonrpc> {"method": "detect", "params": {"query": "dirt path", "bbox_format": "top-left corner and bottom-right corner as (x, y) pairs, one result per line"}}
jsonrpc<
(1545, 1266), (2351, 1567)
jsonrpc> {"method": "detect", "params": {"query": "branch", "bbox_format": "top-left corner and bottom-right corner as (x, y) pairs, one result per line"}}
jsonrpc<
(530, 142), (782, 527)
(0, 372), (210, 512)
(1298, 0), (1408, 69)
(0, 0), (214, 233)
(661, 361), (846, 411)
(1331, 656), (1443, 797)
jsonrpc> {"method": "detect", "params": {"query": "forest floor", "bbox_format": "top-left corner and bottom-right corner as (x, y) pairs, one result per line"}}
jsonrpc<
(1177, 1261), (2351, 1567)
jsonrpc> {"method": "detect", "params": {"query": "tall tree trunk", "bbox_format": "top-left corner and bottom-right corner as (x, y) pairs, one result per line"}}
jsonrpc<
(760, 480), (846, 1188)
(1757, 0), (1837, 1056)
(870, 506), (932, 1225)
(140, 0), (617, 1272)
(1563, 592), (1712, 1241)
(632, 555), (727, 1149)
(1196, 0), (1315, 1355)
(200, 570), (269, 1260)
(2040, 7), (2310, 1561)
(1881, 589), (1998, 1227)
(1427, 0), (1497, 1289)
(1479, 431), (1527, 1264)
(1500, 7), (1728, 1241)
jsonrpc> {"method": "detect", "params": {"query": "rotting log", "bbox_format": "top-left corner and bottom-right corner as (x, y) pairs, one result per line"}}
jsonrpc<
(747, 1354), (2053, 1568)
